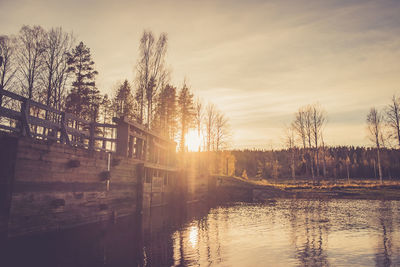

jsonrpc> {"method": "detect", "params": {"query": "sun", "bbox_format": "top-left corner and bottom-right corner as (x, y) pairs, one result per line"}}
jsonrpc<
(185, 129), (202, 152)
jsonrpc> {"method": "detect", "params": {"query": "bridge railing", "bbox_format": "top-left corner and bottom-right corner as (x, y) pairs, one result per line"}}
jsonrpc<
(0, 89), (117, 152)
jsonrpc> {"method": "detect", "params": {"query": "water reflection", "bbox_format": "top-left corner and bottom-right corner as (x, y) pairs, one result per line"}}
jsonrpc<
(2, 199), (400, 266)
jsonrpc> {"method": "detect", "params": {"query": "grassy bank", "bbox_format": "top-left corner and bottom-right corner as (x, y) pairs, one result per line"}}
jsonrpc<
(219, 176), (400, 200)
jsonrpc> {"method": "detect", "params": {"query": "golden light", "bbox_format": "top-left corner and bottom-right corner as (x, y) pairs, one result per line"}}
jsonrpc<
(188, 225), (198, 248)
(185, 129), (202, 152)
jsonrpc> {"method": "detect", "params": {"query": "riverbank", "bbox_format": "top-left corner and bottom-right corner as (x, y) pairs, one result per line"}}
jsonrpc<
(216, 176), (400, 201)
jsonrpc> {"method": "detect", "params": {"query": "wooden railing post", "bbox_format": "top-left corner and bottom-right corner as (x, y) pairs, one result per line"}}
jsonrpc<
(89, 121), (95, 151)
(116, 117), (129, 157)
(60, 112), (70, 145)
(20, 99), (31, 137)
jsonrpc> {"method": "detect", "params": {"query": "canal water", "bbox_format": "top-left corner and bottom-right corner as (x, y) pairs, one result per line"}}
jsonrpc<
(2, 199), (400, 266)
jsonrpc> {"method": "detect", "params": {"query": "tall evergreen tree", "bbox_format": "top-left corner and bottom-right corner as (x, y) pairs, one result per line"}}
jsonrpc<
(65, 41), (100, 121)
(178, 83), (195, 152)
(153, 84), (177, 139)
(112, 79), (136, 119)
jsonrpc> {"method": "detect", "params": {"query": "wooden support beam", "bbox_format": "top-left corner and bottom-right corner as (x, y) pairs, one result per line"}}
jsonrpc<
(20, 99), (31, 137)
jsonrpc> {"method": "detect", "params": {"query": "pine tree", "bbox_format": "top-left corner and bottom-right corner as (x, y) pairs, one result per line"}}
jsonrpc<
(65, 41), (100, 121)
(112, 79), (136, 119)
(153, 84), (177, 139)
(178, 83), (195, 151)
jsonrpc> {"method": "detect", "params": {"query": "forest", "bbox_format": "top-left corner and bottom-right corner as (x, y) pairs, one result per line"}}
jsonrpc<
(232, 99), (400, 182)
(232, 147), (400, 182)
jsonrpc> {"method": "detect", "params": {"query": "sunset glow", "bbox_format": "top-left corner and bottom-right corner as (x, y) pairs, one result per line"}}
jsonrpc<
(2, 0), (399, 148)
(185, 129), (202, 152)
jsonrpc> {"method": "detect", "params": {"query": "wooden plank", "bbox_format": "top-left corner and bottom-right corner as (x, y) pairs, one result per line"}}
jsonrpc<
(29, 101), (62, 115)
(0, 89), (25, 101)
(121, 116), (175, 144)
(65, 113), (91, 125)
(0, 124), (20, 132)
(69, 140), (89, 148)
(129, 131), (146, 140)
(94, 136), (116, 142)
(28, 116), (61, 130)
(0, 106), (22, 121)
(65, 126), (90, 137)
(95, 123), (117, 128)
(144, 162), (177, 172)
(31, 132), (60, 141)
(96, 147), (115, 152)
(0, 89), (62, 115)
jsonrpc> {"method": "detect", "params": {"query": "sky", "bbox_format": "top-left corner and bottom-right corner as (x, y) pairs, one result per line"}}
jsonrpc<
(1, 0), (400, 149)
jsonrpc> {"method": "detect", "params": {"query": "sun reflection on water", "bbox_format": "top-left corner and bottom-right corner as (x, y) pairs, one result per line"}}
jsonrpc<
(188, 225), (198, 248)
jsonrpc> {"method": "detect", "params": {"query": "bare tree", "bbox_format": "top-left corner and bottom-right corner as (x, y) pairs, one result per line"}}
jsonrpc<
(204, 102), (217, 151)
(292, 106), (312, 178)
(367, 107), (384, 183)
(303, 105), (315, 181)
(292, 107), (307, 149)
(16, 25), (46, 100)
(42, 27), (74, 112)
(321, 135), (327, 178)
(0, 35), (17, 106)
(310, 103), (326, 177)
(284, 125), (296, 180)
(293, 105), (314, 180)
(215, 111), (230, 151)
(135, 30), (168, 126)
(194, 97), (203, 150)
(385, 95), (400, 148)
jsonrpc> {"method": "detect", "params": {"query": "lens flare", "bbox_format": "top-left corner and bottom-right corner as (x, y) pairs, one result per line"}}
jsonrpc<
(185, 129), (202, 152)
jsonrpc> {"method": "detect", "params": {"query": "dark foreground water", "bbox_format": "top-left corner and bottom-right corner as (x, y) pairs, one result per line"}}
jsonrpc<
(2, 199), (400, 266)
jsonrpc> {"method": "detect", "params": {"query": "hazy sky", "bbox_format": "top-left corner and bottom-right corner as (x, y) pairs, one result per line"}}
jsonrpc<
(1, 0), (400, 149)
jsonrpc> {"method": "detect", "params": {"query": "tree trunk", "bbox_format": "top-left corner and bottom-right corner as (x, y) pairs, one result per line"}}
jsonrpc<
(377, 147), (383, 184)
(290, 148), (295, 180)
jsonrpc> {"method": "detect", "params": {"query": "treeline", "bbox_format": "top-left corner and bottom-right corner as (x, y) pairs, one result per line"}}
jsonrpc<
(0, 25), (230, 151)
(240, 98), (400, 182)
(232, 147), (400, 181)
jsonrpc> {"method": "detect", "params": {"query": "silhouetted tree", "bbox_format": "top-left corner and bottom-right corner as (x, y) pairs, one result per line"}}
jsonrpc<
(112, 79), (136, 119)
(65, 41), (100, 121)
(386, 95), (400, 148)
(177, 83), (194, 152)
(367, 107), (384, 183)
(16, 25), (46, 100)
(205, 103), (217, 151)
(42, 27), (74, 112)
(310, 103), (326, 177)
(194, 97), (204, 150)
(153, 83), (177, 139)
(215, 111), (230, 151)
(0, 35), (17, 106)
(293, 105), (314, 180)
(134, 30), (168, 126)
(99, 94), (114, 148)
(285, 126), (296, 180)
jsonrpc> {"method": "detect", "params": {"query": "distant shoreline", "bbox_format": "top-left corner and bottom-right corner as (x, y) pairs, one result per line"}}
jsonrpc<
(217, 176), (400, 201)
